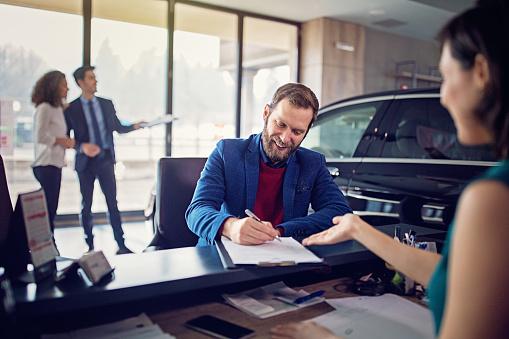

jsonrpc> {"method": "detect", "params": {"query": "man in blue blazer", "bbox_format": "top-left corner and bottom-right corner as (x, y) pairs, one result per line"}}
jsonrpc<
(186, 83), (352, 246)
(64, 66), (144, 254)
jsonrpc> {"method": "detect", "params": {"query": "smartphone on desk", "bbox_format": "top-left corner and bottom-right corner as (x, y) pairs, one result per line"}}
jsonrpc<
(185, 315), (255, 339)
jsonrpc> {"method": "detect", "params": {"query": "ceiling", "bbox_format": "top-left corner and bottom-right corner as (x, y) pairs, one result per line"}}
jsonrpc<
(189, 0), (475, 42)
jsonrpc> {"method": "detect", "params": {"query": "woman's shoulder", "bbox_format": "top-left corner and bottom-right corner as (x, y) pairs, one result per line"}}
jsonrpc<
(36, 102), (61, 114)
(477, 160), (509, 187)
(461, 172), (509, 215)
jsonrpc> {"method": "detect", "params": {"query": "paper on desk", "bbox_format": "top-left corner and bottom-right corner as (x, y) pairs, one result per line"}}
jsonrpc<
(309, 294), (434, 339)
(222, 281), (325, 319)
(220, 236), (323, 265)
(41, 313), (176, 339)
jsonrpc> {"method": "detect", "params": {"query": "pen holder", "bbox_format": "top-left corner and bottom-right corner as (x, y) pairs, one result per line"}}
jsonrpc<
(385, 241), (437, 295)
(388, 269), (415, 295)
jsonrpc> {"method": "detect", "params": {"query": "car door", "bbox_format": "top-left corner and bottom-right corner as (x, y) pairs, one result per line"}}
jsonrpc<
(301, 97), (391, 202)
(350, 93), (497, 229)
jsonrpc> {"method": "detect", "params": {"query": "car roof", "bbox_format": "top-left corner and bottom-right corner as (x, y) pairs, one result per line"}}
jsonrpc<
(319, 87), (441, 113)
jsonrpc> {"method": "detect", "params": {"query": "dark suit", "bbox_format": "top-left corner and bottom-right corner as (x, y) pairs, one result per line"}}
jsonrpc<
(64, 96), (135, 248)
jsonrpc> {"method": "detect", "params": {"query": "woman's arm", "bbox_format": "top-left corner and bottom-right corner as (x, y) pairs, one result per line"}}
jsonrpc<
(35, 104), (74, 148)
(303, 214), (441, 287)
(34, 104), (56, 146)
(54, 137), (75, 148)
(438, 180), (509, 338)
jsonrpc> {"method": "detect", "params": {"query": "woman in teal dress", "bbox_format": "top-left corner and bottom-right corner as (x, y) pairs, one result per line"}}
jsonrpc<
(271, 0), (509, 338)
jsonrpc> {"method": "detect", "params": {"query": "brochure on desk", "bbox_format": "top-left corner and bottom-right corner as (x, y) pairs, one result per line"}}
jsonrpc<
(216, 236), (324, 269)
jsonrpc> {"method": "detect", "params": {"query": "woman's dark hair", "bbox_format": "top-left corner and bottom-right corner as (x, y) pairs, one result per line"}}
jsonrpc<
(31, 70), (66, 108)
(438, 0), (509, 158)
(268, 83), (320, 129)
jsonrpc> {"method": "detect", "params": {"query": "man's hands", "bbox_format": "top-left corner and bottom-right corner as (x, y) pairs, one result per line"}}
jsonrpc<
(133, 121), (147, 130)
(222, 217), (280, 245)
(82, 142), (101, 157)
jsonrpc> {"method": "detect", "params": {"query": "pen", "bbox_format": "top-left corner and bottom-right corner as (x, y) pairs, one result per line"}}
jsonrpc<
(293, 290), (325, 304)
(245, 209), (282, 242)
(394, 225), (401, 242)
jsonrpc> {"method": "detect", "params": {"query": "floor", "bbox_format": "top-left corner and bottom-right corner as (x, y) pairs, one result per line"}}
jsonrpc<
(54, 220), (154, 260)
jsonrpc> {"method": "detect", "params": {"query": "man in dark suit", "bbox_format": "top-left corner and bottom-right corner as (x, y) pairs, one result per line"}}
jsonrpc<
(64, 66), (144, 254)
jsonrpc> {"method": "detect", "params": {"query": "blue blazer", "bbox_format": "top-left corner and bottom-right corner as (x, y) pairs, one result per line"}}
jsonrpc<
(64, 97), (135, 172)
(186, 133), (352, 246)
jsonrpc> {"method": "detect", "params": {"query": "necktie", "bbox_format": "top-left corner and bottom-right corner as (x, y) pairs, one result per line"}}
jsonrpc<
(88, 100), (103, 150)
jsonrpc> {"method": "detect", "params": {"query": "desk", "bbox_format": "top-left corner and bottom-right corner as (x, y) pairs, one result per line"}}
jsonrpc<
(11, 224), (443, 335)
(149, 277), (426, 338)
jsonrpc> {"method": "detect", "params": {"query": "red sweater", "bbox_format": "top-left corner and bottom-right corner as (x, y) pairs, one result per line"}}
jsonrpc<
(253, 159), (285, 229)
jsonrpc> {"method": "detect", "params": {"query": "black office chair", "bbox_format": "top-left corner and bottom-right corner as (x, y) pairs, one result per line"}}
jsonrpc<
(146, 157), (207, 250)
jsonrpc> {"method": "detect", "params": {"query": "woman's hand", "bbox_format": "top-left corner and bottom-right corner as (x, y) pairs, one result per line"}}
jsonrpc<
(55, 137), (75, 149)
(302, 213), (367, 246)
(270, 322), (341, 339)
(63, 137), (75, 149)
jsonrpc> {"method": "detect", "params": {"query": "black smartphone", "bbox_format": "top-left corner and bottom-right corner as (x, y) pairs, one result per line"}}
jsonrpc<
(185, 315), (255, 339)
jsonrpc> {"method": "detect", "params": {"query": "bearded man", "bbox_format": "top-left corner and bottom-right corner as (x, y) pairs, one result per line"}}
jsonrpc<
(186, 83), (352, 246)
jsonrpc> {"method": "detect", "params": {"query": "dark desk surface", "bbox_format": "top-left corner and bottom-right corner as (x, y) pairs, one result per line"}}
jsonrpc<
(12, 223), (444, 334)
(149, 276), (428, 339)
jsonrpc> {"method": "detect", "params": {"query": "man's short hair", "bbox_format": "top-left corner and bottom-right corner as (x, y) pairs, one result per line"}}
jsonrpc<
(268, 83), (320, 126)
(73, 65), (95, 85)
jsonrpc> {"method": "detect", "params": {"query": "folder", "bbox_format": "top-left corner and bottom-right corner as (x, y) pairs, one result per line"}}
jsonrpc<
(216, 236), (324, 269)
(138, 114), (177, 128)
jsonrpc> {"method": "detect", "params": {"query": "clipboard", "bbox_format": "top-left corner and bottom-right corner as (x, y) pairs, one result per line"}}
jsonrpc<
(215, 236), (325, 269)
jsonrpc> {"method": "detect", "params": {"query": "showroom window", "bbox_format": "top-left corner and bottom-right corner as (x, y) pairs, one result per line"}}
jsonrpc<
(171, 3), (237, 157)
(90, 0), (168, 212)
(241, 17), (298, 137)
(0, 0), (300, 216)
(0, 2), (82, 213)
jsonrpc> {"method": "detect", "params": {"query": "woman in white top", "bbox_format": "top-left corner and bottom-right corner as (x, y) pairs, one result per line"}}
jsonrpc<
(31, 71), (75, 250)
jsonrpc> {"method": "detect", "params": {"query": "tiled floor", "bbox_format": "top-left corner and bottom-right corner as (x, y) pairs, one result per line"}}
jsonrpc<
(54, 221), (154, 260)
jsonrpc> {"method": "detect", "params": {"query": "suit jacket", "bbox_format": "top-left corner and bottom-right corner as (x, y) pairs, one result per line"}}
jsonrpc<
(186, 133), (352, 246)
(64, 97), (135, 172)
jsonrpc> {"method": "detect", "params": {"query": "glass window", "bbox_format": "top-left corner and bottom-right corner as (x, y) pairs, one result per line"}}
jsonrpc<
(89, 0), (168, 212)
(0, 2), (82, 211)
(241, 17), (298, 137)
(381, 98), (495, 161)
(172, 3), (237, 157)
(302, 103), (381, 158)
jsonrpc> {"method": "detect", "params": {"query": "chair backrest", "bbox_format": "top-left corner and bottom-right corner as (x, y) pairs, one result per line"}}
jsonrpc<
(148, 157), (207, 249)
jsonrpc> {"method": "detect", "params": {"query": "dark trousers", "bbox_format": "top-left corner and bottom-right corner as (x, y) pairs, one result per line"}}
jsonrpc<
(77, 152), (125, 247)
(33, 165), (62, 234)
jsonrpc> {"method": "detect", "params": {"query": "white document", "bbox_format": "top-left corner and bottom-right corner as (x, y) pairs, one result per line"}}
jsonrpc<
(41, 313), (176, 339)
(222, 281), (325, 319)
(220, 236), (323, 265)
(138, 115), (177, 128)
(310, 294), (434, 339)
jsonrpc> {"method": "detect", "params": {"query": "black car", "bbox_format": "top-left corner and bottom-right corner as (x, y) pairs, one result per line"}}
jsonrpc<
(301, 87), (497, 230)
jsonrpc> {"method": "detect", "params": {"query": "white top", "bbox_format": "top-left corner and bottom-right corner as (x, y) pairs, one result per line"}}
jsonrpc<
(31, 102), (68, 168)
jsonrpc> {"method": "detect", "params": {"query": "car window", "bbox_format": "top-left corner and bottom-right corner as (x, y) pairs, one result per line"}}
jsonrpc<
(303, 102), (383, 158)
(381, 98), (495, 161)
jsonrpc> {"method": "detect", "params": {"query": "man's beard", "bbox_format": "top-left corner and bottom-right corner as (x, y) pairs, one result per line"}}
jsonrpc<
(261, 125), (300, 166)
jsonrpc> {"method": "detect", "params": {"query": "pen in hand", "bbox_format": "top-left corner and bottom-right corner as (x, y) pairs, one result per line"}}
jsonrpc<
(245, 209), (282, 242)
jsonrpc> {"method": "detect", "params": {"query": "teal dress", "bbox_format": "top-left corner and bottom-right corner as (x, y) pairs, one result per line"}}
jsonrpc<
(427, 160), (509, 334)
